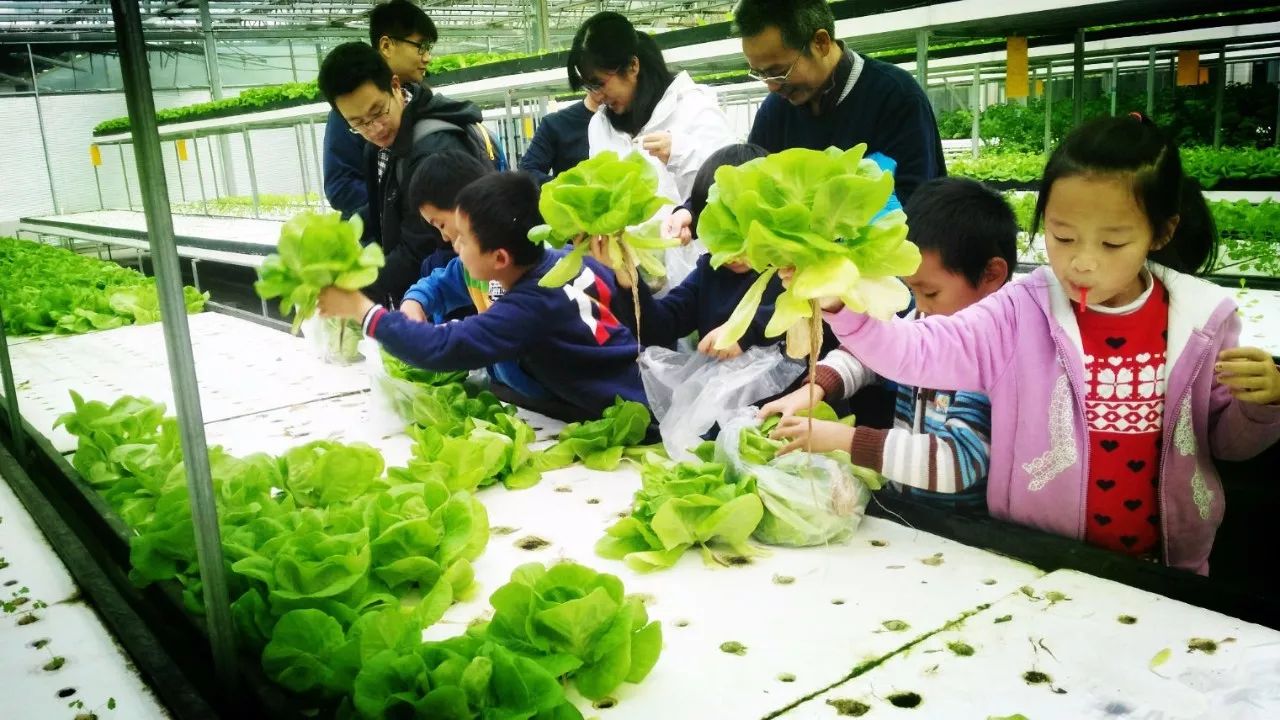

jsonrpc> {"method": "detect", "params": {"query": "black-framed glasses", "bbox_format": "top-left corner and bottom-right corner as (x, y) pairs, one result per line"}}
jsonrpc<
(747, 52), (803, 85)
(346, 101), (392, 134)
(392, 36), (433, 57)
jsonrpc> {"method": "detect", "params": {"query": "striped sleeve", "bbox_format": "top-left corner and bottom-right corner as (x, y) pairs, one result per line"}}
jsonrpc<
(850, 389), (993, 494)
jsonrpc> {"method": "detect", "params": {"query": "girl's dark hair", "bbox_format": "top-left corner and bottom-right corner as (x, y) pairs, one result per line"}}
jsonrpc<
(1032, 113), (1218, 274)
(688, 143), (769, 236)
(567, 12), (674, 137)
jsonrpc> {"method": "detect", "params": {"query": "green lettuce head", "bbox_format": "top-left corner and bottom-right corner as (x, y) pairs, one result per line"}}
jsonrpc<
(697, 145), (920, 355)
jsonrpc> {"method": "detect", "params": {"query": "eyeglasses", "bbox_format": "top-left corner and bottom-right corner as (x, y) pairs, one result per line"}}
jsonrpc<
(747, 53), (803, 85)
(580, 72), (612, 95)
(346, 101), (392, 135)
(392, 36), (433, 57)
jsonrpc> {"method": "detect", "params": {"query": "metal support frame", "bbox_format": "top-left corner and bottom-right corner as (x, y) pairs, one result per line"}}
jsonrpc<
(136, 246), (144, 273)
(307, 119), (324, 208)
(0, 304), (27, 460)
(192, 134), (209, 215)
(916, 29), (930, 89)
(530, 0), (551, 53)
(1147, 48), (1157, 116)
(93, 162), (105, 210)
(1073, 30), (1086, 126)
(293, 125), (312, 209)
(191, 258), (201, 292)
(242, 129), (261, 219)
(173, 140), (187, 202)
(199, 0), (236, 196)
(1214, 47), (1227, 149)
(1111, 58), (1119, 116)
(1044, 62), (1054, 155)
(118, 143), (133, 210)
(205, 136), (220, 202)
(970, 64), (981, 158)
(28, 44), (61, 215)
(109, 0), (238, 694)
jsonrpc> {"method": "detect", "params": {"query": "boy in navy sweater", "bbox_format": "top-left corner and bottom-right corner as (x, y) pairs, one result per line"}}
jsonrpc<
(319, 172), (646, 421)
(735, 0), (944, 204)
(399, 151), (551, 401)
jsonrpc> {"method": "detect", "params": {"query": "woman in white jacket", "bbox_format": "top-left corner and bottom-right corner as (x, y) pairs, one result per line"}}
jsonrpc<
(567, 11), (736, 206)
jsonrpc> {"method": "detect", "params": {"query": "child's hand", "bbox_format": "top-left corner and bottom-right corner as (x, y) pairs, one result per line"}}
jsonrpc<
(587, 235), (633, 289)
(1216, 347), (1280, 406)
(770, 416), (855, 456)
(697, 324), (743, 360)
(400, 299), (427, 323)
(758, 383), (826, 420)
(640, 131), (672, 165)
(776, 267), (844, 312)
(662, 208), (694, 246)
(318, 287), (375, 320)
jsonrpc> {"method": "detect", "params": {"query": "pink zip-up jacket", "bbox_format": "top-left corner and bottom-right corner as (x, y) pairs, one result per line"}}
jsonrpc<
(826, 263), (1280, 574)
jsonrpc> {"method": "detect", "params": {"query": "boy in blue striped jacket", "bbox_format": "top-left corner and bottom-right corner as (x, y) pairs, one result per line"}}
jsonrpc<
(760, 177), (1018, 512)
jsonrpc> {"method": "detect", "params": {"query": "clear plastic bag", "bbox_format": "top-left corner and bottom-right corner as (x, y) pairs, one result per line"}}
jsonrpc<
(639, 344), (802, 461)
(715, 408), (872, 547)
(364, 339), (416, 436)
(302, 315), (364, 365)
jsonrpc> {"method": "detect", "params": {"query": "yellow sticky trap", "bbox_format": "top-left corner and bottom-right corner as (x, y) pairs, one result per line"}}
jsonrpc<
(1177, 50), (1200, 87)
(89, 144), (102, 166)
(523, 116), (534, 139)
(1006, 37), (1029, 99)
(176, 138), (188, 161)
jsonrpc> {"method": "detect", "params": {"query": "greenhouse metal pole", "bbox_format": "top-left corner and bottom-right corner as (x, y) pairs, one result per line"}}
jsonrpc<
(173, 141), (187, 202)
(119, 144), (134, 210)
(294, 126), (313, 209)
(242, 130), (261, 218)
(915, 30), (929, 89)
(970, 65), (981, 158)
(0, 305), (27, 461)
(109, 0), (239, 694)
(1111, 58), (1119, 116)
(307, 119), (324, 207)
(1147, 48), (1156, 116)
(199, 0), (236, 196)
(192, 133), (209, 215)
(1214, 48), (1226, 149)
(1044, 62), (1054, 155)
(28, 44), (61, 215)
(1073, 30), (1085, 126)
(93, 163), (104, 210)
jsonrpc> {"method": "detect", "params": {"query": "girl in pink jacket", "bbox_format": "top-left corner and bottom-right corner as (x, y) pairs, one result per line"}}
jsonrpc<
(820, 114), (1280, 574)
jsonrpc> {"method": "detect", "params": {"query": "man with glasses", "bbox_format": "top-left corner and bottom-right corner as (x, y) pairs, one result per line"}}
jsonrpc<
(319, 41), (486, 306)
(735, 0), (945, 203)
(323, 0), (437, 225)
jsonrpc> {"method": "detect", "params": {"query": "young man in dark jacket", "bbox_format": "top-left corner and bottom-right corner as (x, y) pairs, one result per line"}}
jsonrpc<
(734, 0), (945, 204)
(323, 0), (436, 224)
(319, 41), (485, 306)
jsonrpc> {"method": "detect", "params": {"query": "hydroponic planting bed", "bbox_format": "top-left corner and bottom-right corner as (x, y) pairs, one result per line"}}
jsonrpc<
(3, 311), (1278, 719)
(18, 211), (284, 265)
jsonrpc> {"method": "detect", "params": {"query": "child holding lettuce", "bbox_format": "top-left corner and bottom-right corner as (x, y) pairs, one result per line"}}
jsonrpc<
(760, 177), (1018, 512)
(319, 171), (647, 422)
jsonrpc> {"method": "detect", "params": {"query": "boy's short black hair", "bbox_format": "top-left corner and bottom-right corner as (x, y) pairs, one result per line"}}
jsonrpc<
(455, 172), (544, 266)
(905, 177), (1018, 287)
(733, 0), (836, 51)
(369, 0), (438, 49)
(318, 42), (391, 106)
(408, 151), (494, 211)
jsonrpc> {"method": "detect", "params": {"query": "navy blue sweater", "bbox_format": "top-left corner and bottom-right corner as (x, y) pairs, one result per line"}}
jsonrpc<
(616, 254), (783, 350)
(323, 108), (369, 221)
(367, 248), (646, 418)
(518, 101), (593, 185)
(747, 51), (945, 204)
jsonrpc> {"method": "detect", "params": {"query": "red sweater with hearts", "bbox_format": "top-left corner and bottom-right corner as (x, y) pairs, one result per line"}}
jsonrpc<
(1074, 276), (1170, 558)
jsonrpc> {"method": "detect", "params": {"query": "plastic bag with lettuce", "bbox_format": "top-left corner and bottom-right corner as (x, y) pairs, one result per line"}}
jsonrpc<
(716, 408), (883, 547)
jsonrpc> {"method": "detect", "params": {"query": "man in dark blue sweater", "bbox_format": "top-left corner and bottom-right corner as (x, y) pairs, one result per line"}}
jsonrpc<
(323, 0), (436, 222)
(318, 172), (646, 422)
(518, 95), (598, 185)
(734, 0), (945, 204)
